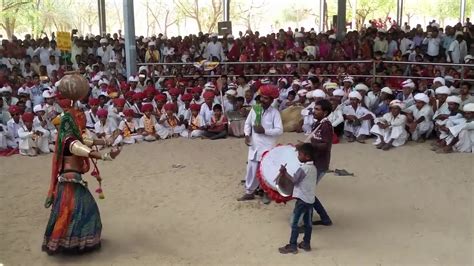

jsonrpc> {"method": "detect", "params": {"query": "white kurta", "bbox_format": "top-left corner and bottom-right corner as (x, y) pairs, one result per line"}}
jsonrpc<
(117, 119), (143, 144)
(182, 115), (206, 138)
(6, 119), (22, 148)
(243, 106), (283, 194)
(17, 125), (50, 156)
(301, 102), (315, 134)
(156, 114), (186, 139)
(328, 104), (344, 127)
(199, 103), (214, 126)
(343, 104), (375, 137)
(433, 102), (450, 124)
(370, 113), (408, 147)
(452, 121), (474, 153)
(405, 104), (434, 140)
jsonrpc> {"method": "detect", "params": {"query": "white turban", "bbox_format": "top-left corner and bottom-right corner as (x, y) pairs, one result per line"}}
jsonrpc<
(148, 41), (156, 46)
(261, 78), (271, 84)
(292, 80), (302, 86)
(204, 82), (216, 90)
(381, 87), (393, 95)
(1, 86), (12, 93)
(312, 89), (326, 99)
(294, 32), (304, 38)
(17, 87), (28, 95)
(227, 34), (234, 39)
(463, 103), (474, 112)
(348, 91), (362, 101)
(332, 89), (345, 97)
(414, 93), (429, 103)
(435, 86), (451, 95)
(128, 76), (139, 83)
(301, 80), (311, 88)
(228, 83), (237, 89)
(42, 90), (54, 98)
(100, 38), (108, 44)
(354, 83), (369, 92)
(324, 82), (338, 90)
(444, 75), (454, 83)
(446, 96), (461, 105)
(433, 77), (445, 86)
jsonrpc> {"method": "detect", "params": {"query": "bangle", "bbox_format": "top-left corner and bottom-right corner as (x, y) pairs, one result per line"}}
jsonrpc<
(101, 152), (113, 161)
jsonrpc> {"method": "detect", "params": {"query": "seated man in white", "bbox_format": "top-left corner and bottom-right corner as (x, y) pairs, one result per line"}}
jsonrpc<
(342, 91), (375, 143)
(117, 109), (143, 144)
(404, 93), (434, 142)
(370, 100), (408, 150)
(17, 112), (50, 156)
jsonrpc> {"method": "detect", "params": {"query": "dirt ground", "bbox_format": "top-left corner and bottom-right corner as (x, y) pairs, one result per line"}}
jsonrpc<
(0, 133), (472, 265)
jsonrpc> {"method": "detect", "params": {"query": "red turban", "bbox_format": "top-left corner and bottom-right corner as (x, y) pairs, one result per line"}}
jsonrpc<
(88, 98), (100, 106)
(165, 79), (175, 88)
(97, 109), (108, 118)
(181, 93), (192, 101)
(123, 109), (135, 117)
(154, 94), (167, 102)
(203, 91), (215, 100)
(259, 85), (279, 99)
(132, 92), (145, 101)
(113, 98), (126, 107)
(124, 91), (135, 99)
(192, 87), (203, 94)
(168, 87), (180, 96)
(190, 103), (201, 111)
(8, 105), (20, 114)
(21, 112), (34, 122)
(164, 103), (176, 111)
(141, 103), (153, 113)
(144, 86), (156, 96)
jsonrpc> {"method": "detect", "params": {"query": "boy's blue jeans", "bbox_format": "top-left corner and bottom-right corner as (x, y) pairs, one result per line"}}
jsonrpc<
(289, 199), (313, 247)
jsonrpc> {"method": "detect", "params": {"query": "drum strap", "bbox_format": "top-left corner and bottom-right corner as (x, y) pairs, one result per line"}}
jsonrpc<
(304, 117), (330, 143)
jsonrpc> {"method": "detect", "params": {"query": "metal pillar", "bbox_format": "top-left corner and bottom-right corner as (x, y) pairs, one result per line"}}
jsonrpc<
(123, 0), (137, 77)
(460, 0), (466, 23)
(223, 0), (230, 21)
(396, 0), (403, 26)
(319, 0), (324, 33)
(98, 0), (106, 36)
(336, 0), (346, 40)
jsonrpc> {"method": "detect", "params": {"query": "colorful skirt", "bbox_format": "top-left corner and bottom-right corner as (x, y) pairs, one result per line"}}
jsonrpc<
(42, 173), (102, 255)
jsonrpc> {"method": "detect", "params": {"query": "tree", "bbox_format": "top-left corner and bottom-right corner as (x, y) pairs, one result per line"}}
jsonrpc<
(175, 0), (222, 33)
(231, 0), (268, 31)
(145, 0), (178, 36)
(72, 0), (98, 34)
(0, 0), (32, 39)
(281, 7), (315, 28)
(348, 0), (395, 30)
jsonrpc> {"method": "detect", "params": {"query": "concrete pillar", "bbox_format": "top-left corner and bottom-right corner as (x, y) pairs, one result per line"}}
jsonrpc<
(336, 0), (346, 40)
(396, 0), (404, 26)
(123, 0), (137, 77)
(460, 0), (466, 23)
(319, 0), (324, 32)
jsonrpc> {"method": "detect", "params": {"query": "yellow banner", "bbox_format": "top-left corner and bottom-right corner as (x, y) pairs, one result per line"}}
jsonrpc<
(56, 31), (71, 51)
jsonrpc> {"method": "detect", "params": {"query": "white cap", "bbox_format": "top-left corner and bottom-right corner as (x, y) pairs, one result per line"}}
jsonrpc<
(278, 78), (288, 85)
(225, 89), (237, 96)
(1, 86), (12, 93)
(148, 41), (156, 46)
(128, 76), (139, 83)
(294, 32), (304, 38)
(343, 76), (354, 84)
(332, 89), (345, 97)
(301, 80), (311, 88)
(354, 83), (369, 92)
(138, 74), (146, 79)
(33, 104), (44, 113)
(204, 82), (216, 90)
(227, 34), (234, 39)
(381, 87), (393, 95)
(389, 99), (405, 109)
(42, 90), (55, 98)
(446, 96), (461, 105)
(268, 68), (277, 74)
(414, 93), (429, 103)
(444, 75), (454, 83)
(210, 33), (218, 38)
(228, 83), (237, 89)
(292, 80), (302, 86)
(463, 103), (474, 112)
(297, 89), (308, 97)
(98, 79), (109, 86)
(17, 87), (28, 95)
(348, 91), (362, 100)
(401, 79), (416, 89)
(138, 66), (149, 73)
(433, 77), (445, 86)
(312, 89), (326, 99)
(435, 86), (451, 95)
(100, 38), (108, 44)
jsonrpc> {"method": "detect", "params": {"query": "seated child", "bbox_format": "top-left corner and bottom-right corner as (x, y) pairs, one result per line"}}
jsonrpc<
(17, 112), (50, 156)
(227, 96), (246, 137)
(138, 103), (159, 141)
(182, 103), (206, 138)
(278, 143), (317, 254)
(202, 104), (228, 140)
(117, 109), (143, 144)
(156, 103), (186, 139)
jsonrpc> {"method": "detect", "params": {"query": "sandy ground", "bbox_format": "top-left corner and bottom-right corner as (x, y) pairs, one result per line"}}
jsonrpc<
(0, 133), (472, 266)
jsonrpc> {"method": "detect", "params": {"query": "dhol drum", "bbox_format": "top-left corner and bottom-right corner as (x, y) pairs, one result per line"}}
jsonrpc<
(257, 145), (300, 203)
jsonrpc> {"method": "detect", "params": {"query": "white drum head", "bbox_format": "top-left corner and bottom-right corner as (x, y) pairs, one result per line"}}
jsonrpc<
(260, 145), (300, 191)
